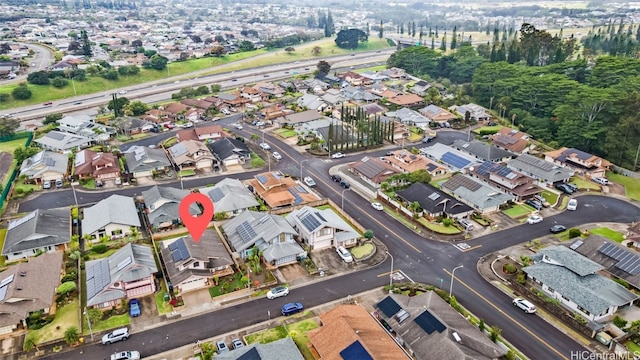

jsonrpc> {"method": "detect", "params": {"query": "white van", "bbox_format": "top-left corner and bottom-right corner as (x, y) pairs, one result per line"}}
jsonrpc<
(458, 219), (474, 231)
(592, 177), (609, 185)
(567, 199), (578, 211)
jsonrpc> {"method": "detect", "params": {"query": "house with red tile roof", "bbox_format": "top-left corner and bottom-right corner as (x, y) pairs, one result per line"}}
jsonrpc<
(490, 127), (532, 154)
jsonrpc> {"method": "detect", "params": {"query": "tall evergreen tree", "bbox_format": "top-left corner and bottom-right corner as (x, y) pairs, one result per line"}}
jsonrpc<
(451, 26), (457, 50)
(379, 20), (384, 39)
(81, 30), (92, 57)
(440, 36), (446, 51)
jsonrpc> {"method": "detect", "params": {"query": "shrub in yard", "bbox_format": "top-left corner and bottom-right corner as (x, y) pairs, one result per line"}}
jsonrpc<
(363, 230), (374, 239)
(64, 326), (79, 345)
(442, 218), (453, 226)
(614, 315), (628, 329)
(489, 325), (501, 342)
(568, 228), (582, 238)
(91, 244), (108, 254)
(56, 281), (77, 298)
(503, 263), (517, 274)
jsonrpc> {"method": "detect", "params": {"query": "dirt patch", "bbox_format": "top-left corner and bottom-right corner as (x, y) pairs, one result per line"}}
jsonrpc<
(608, 182), (626, 196)
(0, 152), (14, 184)
(277, 264), (309, 283)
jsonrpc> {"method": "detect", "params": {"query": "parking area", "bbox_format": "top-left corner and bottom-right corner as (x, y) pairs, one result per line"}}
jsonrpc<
(129, 295), (162, 332)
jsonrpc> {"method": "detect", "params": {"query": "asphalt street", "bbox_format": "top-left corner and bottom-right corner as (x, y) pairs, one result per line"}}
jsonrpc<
(26, 125), (640, 360)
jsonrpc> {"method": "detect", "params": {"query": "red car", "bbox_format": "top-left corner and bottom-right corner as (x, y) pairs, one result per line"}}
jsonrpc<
(43, 101), (53, 106)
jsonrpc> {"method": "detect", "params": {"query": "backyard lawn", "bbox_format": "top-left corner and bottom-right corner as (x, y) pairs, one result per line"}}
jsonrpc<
(588, 227), (625, 243)
(608, 173), (640, 201)
(0, 137), (29, 153)
(570, 176), (600, 191)
(502, 204), (533, 218)
(26, 299), (79, 345)
(245, 318), (319, 360)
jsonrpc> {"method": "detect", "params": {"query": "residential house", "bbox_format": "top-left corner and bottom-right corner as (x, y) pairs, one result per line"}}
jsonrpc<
(341, 85), (380, 102)
(181, 98), (215, 110)
(470, 162), (542, 201)
(1, 209), (70, 261)
(396, 183), (474, 219)
(141, 109), (172, 126)
(408, 80), (433, 96)
(215, 93), (248, 108)
(523, 245), (638, 322)
(386, 150), (449, 179)
(360, 103), (386, 117)
(245, 171), (321, 209)
(449, 103), (491, 121)
(321, 89), (347, 107)
(142, 185), (200, 230)
(168, 140), (216, 170)
(82, 195), (141, 241)
(208, 137), (251, 167)
(19, 150), (68, 184)
(419, 143), (481, 172)
(73, 150), (120, 180)
(339, 71), (368, 86)
(277, 110), (324, 127)
(441, 174), (515, 213)
(240, 86), (263, 103)
(113, 116), (156, 135)
(85, 243), (158, 309)
(58, 114), (115, 142)
(451, 139), (516, 163)
(33, 131), (92, 153)
(419, 105), (458, 124)
(507, 154), (574, 184)
(221, 210), (305, 267)
(198, 178), (259, 218)
(490, 127), (532, 154)
(176, 125), (225, 142)
(375, 293), (507, 359)
(544, 147), (611, 179)
(307, 304), (408, 360)
(359, 71), (389, 83)
(385, 107), (431, 126)
(123, 145), (172, 178)
(380, 67), (407, 79)
(305, 78), (330, 93)
(0, 252), (63, 335)
(387, 93), (425, 108)
(286, 206), (360, 250)
(215, 337), (304, 360)
(260, 105), (289, 121)
(162, 102), (190, 120)
(253, 82), (285, 98)
(160, 231), (234, 293)
(349, 156), (400, 188)
(297, 94), (328, 112)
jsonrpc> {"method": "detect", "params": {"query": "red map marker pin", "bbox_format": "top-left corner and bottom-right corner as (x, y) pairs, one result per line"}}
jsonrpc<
(179, 193), (214, 243)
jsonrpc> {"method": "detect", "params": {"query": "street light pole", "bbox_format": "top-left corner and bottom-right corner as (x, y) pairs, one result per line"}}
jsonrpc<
(300, 159), (309, 180)
(449, 265), (464, 297)
(385, 251), (394, 293)
(84, 307), (94, 341)
(341, 188), (351, 211)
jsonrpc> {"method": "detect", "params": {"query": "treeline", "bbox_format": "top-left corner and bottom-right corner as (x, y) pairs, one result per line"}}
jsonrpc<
(582, 20), (640, 57)
(263, 33), (318, 49)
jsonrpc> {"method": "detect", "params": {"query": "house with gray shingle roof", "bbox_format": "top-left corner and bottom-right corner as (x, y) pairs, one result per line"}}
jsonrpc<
(123, 145), (172, 178)
(142, 185), (200, 230)
(396, 182), (474, 219)
(507, 154), (574, 184)
(386, 107), (431, 126)
(524, 245), (638, 322)
(34, 130), (92, 153)
(208, 137), (251, 167)
(58, 114), (115, 142)
(85, 243), (158, 308)
(441, 174), (515, 213)
(451, 139), (516, 163)
(2, 208), (70, 261)
(19, 150), (68, 184)
(82, 195), (141, 241)
(198, 178), (259, 218)
(160, 231), (233, 294)
(348, 156), (399, 187)
(286, 206), (360, 250)
(296, 94), (328, 112)
(215, 337), (304, 360)
(221, 210), (305, 267)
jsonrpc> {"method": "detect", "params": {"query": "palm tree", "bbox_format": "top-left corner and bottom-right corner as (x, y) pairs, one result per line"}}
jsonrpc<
(64, 326), (80, 345)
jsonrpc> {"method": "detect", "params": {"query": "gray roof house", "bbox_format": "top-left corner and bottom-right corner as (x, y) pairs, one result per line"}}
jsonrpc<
(451, 139), (516, 163)
(285, 206), (360, 250)
(524, 245), (638, 322)
(198, 178), (259, 217)
(19, 150), (68, 183)
(449, 103), (491, 121)
(81, 195), (141, 241)
(507, 154), (574, 184)
(142, 185), (200, 229)
(33, 130), (92, 153)
(2, 208), (70, 262)
(296, 94), (328, 112)
(160, 231), (234, 293)
(441, 174), (515, 213)
(58, 114), (115, 142)
(222, 210), (305, 267)
(0, 252), (64, 335)
(123, 145), (172, 178)
(386, 107), (431, 125)
(419, 143), (481, 172)
(376, 292), (506, 360)
(208, 137), (251, 167)
(85, 243), (158, 308)
(396, 182), (474, 219)
(215, 337), (304, 360)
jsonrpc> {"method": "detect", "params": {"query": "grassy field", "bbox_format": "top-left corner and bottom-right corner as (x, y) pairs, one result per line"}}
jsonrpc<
(608, 173), (640, 201)
(274, 128), (297, 138)
(27, 299), (79, 345)
(502, 204), (532, 218)
(89, 313), (130, 333)
(588, 227), (625, 243)
(417, 218), (461, 234)
(0, 137), (28, 153)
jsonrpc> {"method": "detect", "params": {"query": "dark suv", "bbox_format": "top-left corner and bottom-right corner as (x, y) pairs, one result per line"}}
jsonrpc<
(525, 199), (543, 210)
(331, 174), (342, 182)
(555, 183), (574, 195)
(340, 180), (350, 189)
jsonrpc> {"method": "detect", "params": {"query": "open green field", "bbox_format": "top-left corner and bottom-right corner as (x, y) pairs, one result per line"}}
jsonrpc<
(0, 137), (28, 153)
(608, 172), (640, 201)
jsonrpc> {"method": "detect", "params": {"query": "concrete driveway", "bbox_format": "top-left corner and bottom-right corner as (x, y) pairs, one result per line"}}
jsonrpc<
(129, 295), (161, 332)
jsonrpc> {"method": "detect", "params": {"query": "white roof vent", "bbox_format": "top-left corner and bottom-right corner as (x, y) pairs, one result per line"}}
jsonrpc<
(452, 332), (461, 342)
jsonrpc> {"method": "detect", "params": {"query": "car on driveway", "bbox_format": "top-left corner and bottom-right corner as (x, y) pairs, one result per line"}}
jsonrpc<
(513, 298), (537, 313)
(266, 286), (289, 299)
(259, 143), (271, 150)
(216, 340), (229, 353)
(550, 224), (567, 234)
(272, 152), (282, 161)
(255, 121), (266, 127)
(331, 152), (345, 159)
(129, 299), (140, 317)
(555, 183), (574, 195)
(281, 302), (304, 316)
(111, 351), (140, 360)
(527, 215), (543, 224)
(371, 202), (383, 211)
(303, 177), (316, 187)
(525, 199), (543, 211)
(43, 180), (51, 189)
(336, 246), (353, 263)
(231, 339), (244, 349)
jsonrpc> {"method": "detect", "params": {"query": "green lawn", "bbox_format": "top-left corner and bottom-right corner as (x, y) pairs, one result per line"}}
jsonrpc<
(0, 137), (28, 153)
(570, 176), (600, 191)
(80, 178), (95, 189)
(14, 180), (40, 193)
(540, 190), (559, 205)
(626, 340), (640, 354)
(155, 282), (173, 315)
(245, 325), (288, 344)
(250, 152), (266, 168)
(26, 298), (80, 345)
(178, 169), (196, 177)
(89, 313), (130, 333)
(208, 272), (247, 298)
(0, 229), (5, 267)
(351, 243), (374, 259)
(245, 318), (319, 360)
(417, 218), (461, 234)
(589, 227), (626, 243)
(608, 172), (640, 201)
(274, 128), (297, 138)
(355, 65), (386, 73)
(473, 125), (503, 134)
(408, 133), (423, 142)
(502, 204), (533, 218)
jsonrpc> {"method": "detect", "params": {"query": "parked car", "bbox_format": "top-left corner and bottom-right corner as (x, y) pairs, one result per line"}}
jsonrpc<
(216, 340), (229, 353)
(565, 183), (579, 192)
(266, 286), (289, 299)
(534, 194), (550, 207)
(231, 339), (244, 349)
(281, 302), (304, 316)
(331, 174), (342, 182)
(336, 246), (353, 263)
(339, 180), (350, 189)
(567, 198), (578, 211)
(255, 121), (266, 127)
(592, 177), (609, 185)
(422, 136), (433, 143)
(371, 202), (383, 211)
(221, 108), (231, 115)
(43, 180), (51, 189)
(385, 150), (394, 156)
(129, 299), (140, 317)
(525, 199), (543, 211)
(272, 152), (282, 161)
(55, 179), (63, 188)
(487, 121), (497, 126)
(259, 143), (271, 150)
(527, 215), (543, 224)
(303, 177), (316, 187)
(331, 152), (345, 159)
(111, 351), (140, 360)
(102, 328), (130, 345)
(550, 224), (567, 234)
(554, 183), (574, 195)
(513, 298), (537, 313)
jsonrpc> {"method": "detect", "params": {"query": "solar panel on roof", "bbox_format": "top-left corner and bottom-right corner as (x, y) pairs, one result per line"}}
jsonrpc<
(257, 175), (268, 184)
(340, 340), (374, 360)
(170, 238), (190, 262)
(8, 211), (36, 230)
(288, 188), (303, 205)
(117, 256), (132, 271)
(86, 260), (111, 301)
(0, 274), (14, 289)
(570, 240), (583, 250)
(441, 152), (471, 169)
(476, 162), (493, 176)
(598, 242), (640, 275)
(208, 187), (225, 202)
(414, 310), (446, 334)
(237, 221), (257, 243)
(316, 212), (326, 222)
(376, 296), (402, 317)
(506, 172), (518, 180)
(428, 192), (440, 201)
(300, 212), (321, 232)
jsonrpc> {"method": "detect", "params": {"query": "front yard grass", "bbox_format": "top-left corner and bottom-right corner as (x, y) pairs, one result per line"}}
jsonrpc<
(407, 133), (423, 142)
(570, 176), (600, 191)
(540, 190), (559, 205)
(608, 172), (640, 201)
(274, 128), (297, 138)
(14, 180), (39, 193)
(89, 313), (130, 333)
(588, 227), (626, 243)
(250, 152), (266, 168)
(473, 125), (503, 134)
(155, 282), (173, 315)
(208, 272), (247, 298)
(178, 169), (196, 177)
(626, 340), (640, 354)
(245, 318), (319, 360)
(502, 204), (533, 218)
(26, 298), (79, 345)
(417, 218), (461, 234)
(351, 243), (374, 259)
